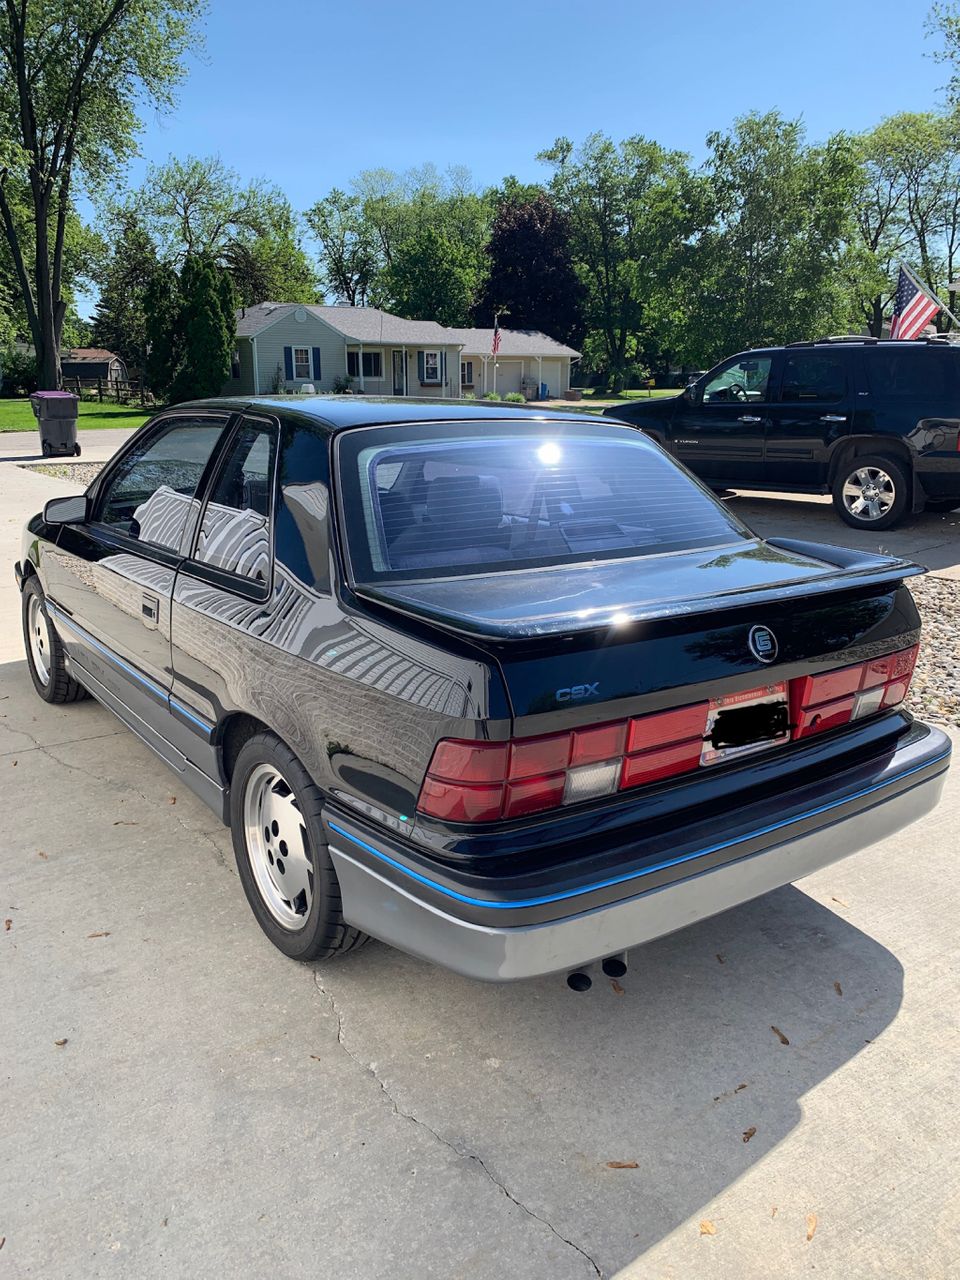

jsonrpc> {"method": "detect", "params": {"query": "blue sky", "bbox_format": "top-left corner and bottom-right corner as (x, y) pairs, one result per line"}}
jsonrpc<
(80, 0), (946, 314)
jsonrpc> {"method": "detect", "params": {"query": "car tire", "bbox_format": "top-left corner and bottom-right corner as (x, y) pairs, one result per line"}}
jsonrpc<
(230, 731), (369, 962)
(21, 577), (88, 704)
(832, 454), (910, 531)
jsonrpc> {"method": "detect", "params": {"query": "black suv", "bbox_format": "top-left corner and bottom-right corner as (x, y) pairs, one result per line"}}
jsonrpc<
(605, 338), (960, 530)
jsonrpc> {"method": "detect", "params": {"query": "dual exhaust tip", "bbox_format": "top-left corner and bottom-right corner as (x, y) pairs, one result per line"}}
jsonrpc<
(567, 953), (628, 991)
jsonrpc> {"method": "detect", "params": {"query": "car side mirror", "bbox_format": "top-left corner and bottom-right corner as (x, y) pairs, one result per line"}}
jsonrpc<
(683, 383), (700, 404)
(43, 494), (90, 526)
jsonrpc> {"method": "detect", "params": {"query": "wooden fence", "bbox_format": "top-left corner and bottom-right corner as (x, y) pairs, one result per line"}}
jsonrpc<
(64, 376), (152, 406)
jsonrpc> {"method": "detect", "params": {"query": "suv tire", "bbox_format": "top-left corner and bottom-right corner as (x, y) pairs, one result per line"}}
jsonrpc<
(230, 731), (369, 962)
(832, 454), (910, 531)
(21, 577), (88, 704)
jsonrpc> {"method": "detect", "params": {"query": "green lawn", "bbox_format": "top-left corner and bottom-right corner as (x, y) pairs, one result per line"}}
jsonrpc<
(0, 399), (155, 433)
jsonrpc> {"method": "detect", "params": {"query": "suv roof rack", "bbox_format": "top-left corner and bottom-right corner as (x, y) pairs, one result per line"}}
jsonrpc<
(786, 336), (877, 347)
(785, 334), (959, 348)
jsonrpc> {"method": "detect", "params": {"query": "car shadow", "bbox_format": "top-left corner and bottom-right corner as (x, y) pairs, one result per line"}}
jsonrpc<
(313, 885), (903, 1276)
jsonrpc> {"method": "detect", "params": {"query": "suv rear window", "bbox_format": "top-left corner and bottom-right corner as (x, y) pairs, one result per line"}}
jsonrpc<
(337, 422), (749, 582)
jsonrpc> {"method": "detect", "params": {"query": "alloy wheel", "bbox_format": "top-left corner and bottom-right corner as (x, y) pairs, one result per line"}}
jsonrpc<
(242, 763), (314, 928)
(27, 593), (51, 686)
(841, 466), (896, 523)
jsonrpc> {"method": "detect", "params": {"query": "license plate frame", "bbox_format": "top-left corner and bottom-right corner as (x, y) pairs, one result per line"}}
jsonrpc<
(701, 682), (790, 767)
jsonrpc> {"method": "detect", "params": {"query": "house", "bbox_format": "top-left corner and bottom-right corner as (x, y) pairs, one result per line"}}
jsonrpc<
(224, 303), (580, 400)
(60, 348), (128, 386)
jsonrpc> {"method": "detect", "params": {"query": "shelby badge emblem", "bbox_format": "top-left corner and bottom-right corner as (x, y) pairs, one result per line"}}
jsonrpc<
(748, 625), (778, 664)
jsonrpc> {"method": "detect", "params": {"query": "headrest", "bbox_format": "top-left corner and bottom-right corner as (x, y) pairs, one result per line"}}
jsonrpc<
(426, 474), (503, 534)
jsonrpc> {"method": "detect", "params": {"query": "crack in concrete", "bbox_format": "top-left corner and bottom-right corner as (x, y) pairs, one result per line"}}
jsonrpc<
(313, 971), (602, 1278)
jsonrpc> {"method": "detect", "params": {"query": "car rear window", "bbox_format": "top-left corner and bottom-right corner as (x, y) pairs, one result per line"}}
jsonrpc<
(336, 421), (749, 582)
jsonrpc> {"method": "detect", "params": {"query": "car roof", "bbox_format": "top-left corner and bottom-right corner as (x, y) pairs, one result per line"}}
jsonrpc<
(740, 339), (960, 357)
(178, 395), (596, 435)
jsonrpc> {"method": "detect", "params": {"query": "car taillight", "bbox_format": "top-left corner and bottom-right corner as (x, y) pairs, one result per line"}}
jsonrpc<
(417, 703), (709, 823)
(790, 644), (918, 740)
(416, 644), (920, 824)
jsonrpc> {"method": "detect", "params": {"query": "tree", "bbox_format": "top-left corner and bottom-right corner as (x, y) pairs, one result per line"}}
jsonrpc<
(304, 189), (376, 305)
(0, 0), (202, 388)
(168, 254), (234, 402)
(91, 211), (160, 370)
(685, 113), (859, 365)
(474, 191), (584, 344)
(380, 227), (475, 326)
(540, 133), (704, 390)
(223, 204), (319, 307)
(143, 263), (181, 399)
(135, 154), (276, 261)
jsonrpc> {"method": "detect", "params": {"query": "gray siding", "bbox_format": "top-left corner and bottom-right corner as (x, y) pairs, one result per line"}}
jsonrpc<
(253, 313), (346, 393)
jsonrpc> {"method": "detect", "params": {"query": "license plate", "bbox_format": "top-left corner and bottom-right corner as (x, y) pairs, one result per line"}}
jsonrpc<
(701, 682), (790, 767)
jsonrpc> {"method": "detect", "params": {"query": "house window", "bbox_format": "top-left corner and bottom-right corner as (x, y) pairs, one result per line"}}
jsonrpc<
(423, 351), (440, 383)
(293, 347), (311, 380)
(347, 351), (383, 378)
(461, 360), (473, 386)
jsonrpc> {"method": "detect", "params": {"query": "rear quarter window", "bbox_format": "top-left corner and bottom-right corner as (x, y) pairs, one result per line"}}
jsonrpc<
(336, 421), (749, 583)
(867, 351), (952, 398)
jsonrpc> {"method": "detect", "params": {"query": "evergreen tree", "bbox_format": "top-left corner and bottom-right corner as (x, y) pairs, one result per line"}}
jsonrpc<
(168, 255), (235, 402)
(91, 214), (161, 372)
(144, 264), (182, 399)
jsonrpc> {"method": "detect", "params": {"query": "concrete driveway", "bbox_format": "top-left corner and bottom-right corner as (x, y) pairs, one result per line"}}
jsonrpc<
(2, 429), (959, 1278)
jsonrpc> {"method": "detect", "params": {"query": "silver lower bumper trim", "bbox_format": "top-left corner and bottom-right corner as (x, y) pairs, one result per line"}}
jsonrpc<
(330, 762), (947, 981)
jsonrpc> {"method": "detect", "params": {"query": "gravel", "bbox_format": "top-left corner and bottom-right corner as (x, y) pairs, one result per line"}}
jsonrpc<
(19, 460), (959, 728)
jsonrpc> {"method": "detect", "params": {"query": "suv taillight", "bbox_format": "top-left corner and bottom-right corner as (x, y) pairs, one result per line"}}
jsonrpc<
(416, 644), (919, 824)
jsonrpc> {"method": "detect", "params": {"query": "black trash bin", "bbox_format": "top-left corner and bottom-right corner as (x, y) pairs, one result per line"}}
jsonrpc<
(30, 391), (81, 457)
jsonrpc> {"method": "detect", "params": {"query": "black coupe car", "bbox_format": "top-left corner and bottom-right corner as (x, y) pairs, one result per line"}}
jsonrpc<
(16, 399), (950, 982)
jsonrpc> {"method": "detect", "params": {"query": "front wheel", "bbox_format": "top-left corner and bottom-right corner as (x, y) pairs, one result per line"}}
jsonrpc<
(21, 577), (88, 704)
(832, 454), (910, 530)
(230, 731), (368, 962)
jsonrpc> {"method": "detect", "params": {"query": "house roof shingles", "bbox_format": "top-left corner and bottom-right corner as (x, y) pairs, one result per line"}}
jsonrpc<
(62, 348), (122, 363)
(235, 304), (579, 357)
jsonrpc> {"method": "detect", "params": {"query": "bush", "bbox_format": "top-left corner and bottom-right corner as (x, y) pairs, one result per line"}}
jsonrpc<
(482, 391), (499, 401)
(503, 391), (525, 403)
(1, 348), (38, 397)
(461, 391), (477, 400)
(333, 374), (353, 394)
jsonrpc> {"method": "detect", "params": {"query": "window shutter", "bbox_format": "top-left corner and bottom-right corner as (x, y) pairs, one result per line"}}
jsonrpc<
(283, 347), (293, 380)
(312, 347), (322, 380)
(417, 351), (425, 382)
(440, 351), (446, 386)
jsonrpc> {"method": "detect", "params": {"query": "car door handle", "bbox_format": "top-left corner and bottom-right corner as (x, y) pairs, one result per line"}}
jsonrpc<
(820, 414), (847, 422)
(141, 594), (159, 628)
(738, 415), (763, 423)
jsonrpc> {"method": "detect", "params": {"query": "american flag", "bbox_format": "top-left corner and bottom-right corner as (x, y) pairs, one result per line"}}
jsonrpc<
(889, 266), (941, 340)
(491, 316), (501, 355)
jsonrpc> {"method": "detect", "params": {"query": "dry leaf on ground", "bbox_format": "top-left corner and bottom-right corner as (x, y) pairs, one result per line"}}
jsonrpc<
(832, 896), (848, 907)
(112, 820), (137, 826)
(4, 919), (11, 931)
(735, 1082), (747, 1092)
(742, 1126), (757, 1143)
(716, 953), (725, 964)
(54, 1038), (67, 1047)
(771, 1025), (790, 1045)
(168, 795), (177, 805)
(606, 1160), (638, 1169)
(610, 979), (625, 995)
(806, 1212), (817, 1242)
(37, 851), (48, 860)
(771, 1207), (778, 1218)
(834, 981), (843, 997)
(699, 1220), (717, 1236)
(87, 931), (110, 939)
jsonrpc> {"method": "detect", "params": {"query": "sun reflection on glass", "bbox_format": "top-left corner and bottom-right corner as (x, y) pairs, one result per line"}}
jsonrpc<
(537, 442), (562, 466)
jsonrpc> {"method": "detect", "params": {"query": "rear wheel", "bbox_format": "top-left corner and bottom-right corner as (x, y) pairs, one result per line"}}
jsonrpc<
(832, 454), (910, 531)
(230, 731), (368, 962)
(21, 577), (87, 704)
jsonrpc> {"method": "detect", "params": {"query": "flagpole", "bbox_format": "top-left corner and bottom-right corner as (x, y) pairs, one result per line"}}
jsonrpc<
(900, 261), (960, 333)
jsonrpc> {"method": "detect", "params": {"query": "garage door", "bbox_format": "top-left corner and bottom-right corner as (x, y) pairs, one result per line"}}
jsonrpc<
(493, 360), (522, 395)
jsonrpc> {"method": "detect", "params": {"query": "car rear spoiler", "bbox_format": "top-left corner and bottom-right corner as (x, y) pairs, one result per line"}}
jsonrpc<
(353, 539), (926, 642)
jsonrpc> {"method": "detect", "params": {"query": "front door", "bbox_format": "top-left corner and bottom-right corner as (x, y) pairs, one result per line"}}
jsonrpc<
(393, 350), (405, 396)
(44, 413), (228, 720)
(762, 350), (852, 488)
(669, 354), (777, 485)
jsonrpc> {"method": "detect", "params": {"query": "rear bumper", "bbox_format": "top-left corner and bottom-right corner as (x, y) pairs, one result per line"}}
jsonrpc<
(326, 725), (950, 981)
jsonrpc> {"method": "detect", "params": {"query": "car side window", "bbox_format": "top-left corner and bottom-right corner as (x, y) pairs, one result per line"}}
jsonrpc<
(274, 420), (331, 592)
(702, 357), (772, 404)
(194, 420), (277, 583)
(781, 353), (846, 403)
(93, 416), (226, 551)
(868, 351), (949, 398)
